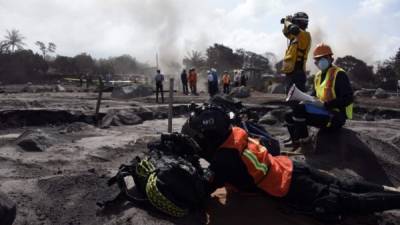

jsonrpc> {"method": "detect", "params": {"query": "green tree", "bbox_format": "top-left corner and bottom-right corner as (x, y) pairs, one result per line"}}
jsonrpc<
(182, 50), (206, 69)
(73, 53), (95, 74)
(1, 29), (26, 52)
(35, 41), (57, 58)
(53, 55), (75, 74)
(206, 44), (240, 72)
(335, 55), (374, 86)
(110, 54), (138, 74)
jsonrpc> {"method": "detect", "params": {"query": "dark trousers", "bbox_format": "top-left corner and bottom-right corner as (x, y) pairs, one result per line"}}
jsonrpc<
(189, 82), (197, 95)
(208, 83), (218, 97)
(182, 81), (188, 95)
(285, 103), (346, 141)
(284, 161), (400, 220)
(285, 70), (306, 93)
(223, 84), (230, 94)
(156, 82), (164, 103)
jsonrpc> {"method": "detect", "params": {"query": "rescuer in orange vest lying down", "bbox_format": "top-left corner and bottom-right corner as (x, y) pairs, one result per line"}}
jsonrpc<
(182, 106), (400, 222)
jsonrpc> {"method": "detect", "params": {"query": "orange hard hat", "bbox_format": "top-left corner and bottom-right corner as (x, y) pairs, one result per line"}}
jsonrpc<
(313, 43), (333, 59)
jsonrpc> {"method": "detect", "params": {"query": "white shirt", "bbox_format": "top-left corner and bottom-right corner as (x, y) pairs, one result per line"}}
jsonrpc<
(208, 73), (214, 82)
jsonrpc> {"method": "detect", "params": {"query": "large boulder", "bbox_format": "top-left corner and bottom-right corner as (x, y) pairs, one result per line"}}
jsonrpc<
(0, 192), (16, 225)
(101, 109), (143, 128)
(15, 129), (55, 152)
(230, 86), (251, 98)
(303, 127), (400, 186)
(111, 84), (153, 99)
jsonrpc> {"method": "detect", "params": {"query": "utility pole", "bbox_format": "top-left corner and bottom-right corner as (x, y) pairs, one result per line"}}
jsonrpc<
(156, 53), (159, 70)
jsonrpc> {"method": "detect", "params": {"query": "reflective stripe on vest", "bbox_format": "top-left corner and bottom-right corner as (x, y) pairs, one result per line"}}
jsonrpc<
(219, 127), (293, 197)
(314, 66), (353, 119)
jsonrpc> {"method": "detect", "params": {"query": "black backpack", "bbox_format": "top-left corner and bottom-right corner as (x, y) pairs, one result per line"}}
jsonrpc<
(100, 133), (209, 217)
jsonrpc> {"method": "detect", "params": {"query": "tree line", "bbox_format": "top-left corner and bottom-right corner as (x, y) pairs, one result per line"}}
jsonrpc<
(0, 29), (151, 84)
(0, 28), (399, 90)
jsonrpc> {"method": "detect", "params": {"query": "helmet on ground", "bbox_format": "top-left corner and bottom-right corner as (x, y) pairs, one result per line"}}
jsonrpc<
(182, 105), (232, 160)
(313, 43), (333, 59)
(292, 12), (309, 29)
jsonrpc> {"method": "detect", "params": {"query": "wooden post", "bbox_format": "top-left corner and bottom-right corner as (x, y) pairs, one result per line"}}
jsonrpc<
(168, 78), (174, 133)
(95, 76), (104, 126)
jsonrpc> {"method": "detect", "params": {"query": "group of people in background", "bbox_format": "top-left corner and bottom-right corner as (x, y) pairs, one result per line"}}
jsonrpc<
(179, 68), (248, 97)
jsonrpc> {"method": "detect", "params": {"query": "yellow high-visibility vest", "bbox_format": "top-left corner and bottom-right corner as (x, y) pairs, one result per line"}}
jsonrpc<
(281, 29), (311, 74)
(314, 65), (353, 119)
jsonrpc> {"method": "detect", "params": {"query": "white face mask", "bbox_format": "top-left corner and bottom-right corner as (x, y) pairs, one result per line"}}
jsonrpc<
(317, 58), (330, 71)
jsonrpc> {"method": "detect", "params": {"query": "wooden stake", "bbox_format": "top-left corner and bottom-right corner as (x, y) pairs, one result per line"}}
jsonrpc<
(95, 76), (104, 126)
(168, 78), (174, 133)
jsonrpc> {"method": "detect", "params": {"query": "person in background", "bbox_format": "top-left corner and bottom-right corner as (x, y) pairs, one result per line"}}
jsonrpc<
(222, 71), (231, 94)
(181, 69), (188, 95)
(154, 69), (165, 103)
(207, 70), (214, 97)
(234, 71), (241, 87)
(240, 71), (247, 87)
(188, 68), (198, 95)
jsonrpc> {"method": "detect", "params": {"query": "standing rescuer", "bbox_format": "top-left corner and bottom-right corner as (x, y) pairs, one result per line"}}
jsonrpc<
(222, 71), (231, 94)
(281, 12), (311, 92)
(188, 68), (198, 95)
(182, 106), (400, 222)
(284, 43), (354, 149)
(154, 69), (164, 103)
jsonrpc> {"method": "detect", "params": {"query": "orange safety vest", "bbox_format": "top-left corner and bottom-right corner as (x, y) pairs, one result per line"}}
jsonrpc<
(188, 72), (197, 83)
(222, 74), (230, 85)
(219, 127), (293, 197)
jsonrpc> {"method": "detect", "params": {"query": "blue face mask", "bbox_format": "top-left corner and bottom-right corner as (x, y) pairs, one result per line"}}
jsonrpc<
(317, 58), (330, 71)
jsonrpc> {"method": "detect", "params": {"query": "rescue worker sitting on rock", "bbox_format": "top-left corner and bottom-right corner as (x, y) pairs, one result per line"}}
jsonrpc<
(182, 106), (400, 222)
(284, 43), (354, 150)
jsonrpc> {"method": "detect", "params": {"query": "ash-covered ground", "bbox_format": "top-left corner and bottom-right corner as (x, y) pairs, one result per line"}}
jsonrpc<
(1, 84), (400, 225)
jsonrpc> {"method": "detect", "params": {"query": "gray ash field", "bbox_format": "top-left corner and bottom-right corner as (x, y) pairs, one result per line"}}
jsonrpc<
(1, 84), (400, 225)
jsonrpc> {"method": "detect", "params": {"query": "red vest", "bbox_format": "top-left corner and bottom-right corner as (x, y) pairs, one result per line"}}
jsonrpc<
(220, 127), (293, 197)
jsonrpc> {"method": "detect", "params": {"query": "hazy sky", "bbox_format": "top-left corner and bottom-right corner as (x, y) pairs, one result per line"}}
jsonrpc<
(1, 0), (399, 70)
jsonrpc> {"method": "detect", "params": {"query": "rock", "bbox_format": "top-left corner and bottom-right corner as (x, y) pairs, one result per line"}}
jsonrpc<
(306, 128), (400, 186)
(111, 84), (153, 99)
(15, 129), (55, 152)
(59, 122), (95, 134)
(374, 88), (389, 99)
(101, 109), (143, 128)
(363, 113), (375, 121)
(229, 86), (251, 98)
(379, 210), (400, 225)
(21, 85), (36, 93)
(268, 82), (286, 94)
(269, 108), (288, 122)
(259, 113), (278, 125)
(0, 191), (16, 225)
(354, 88), (376, 98)
(55, 84), (66, 92)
